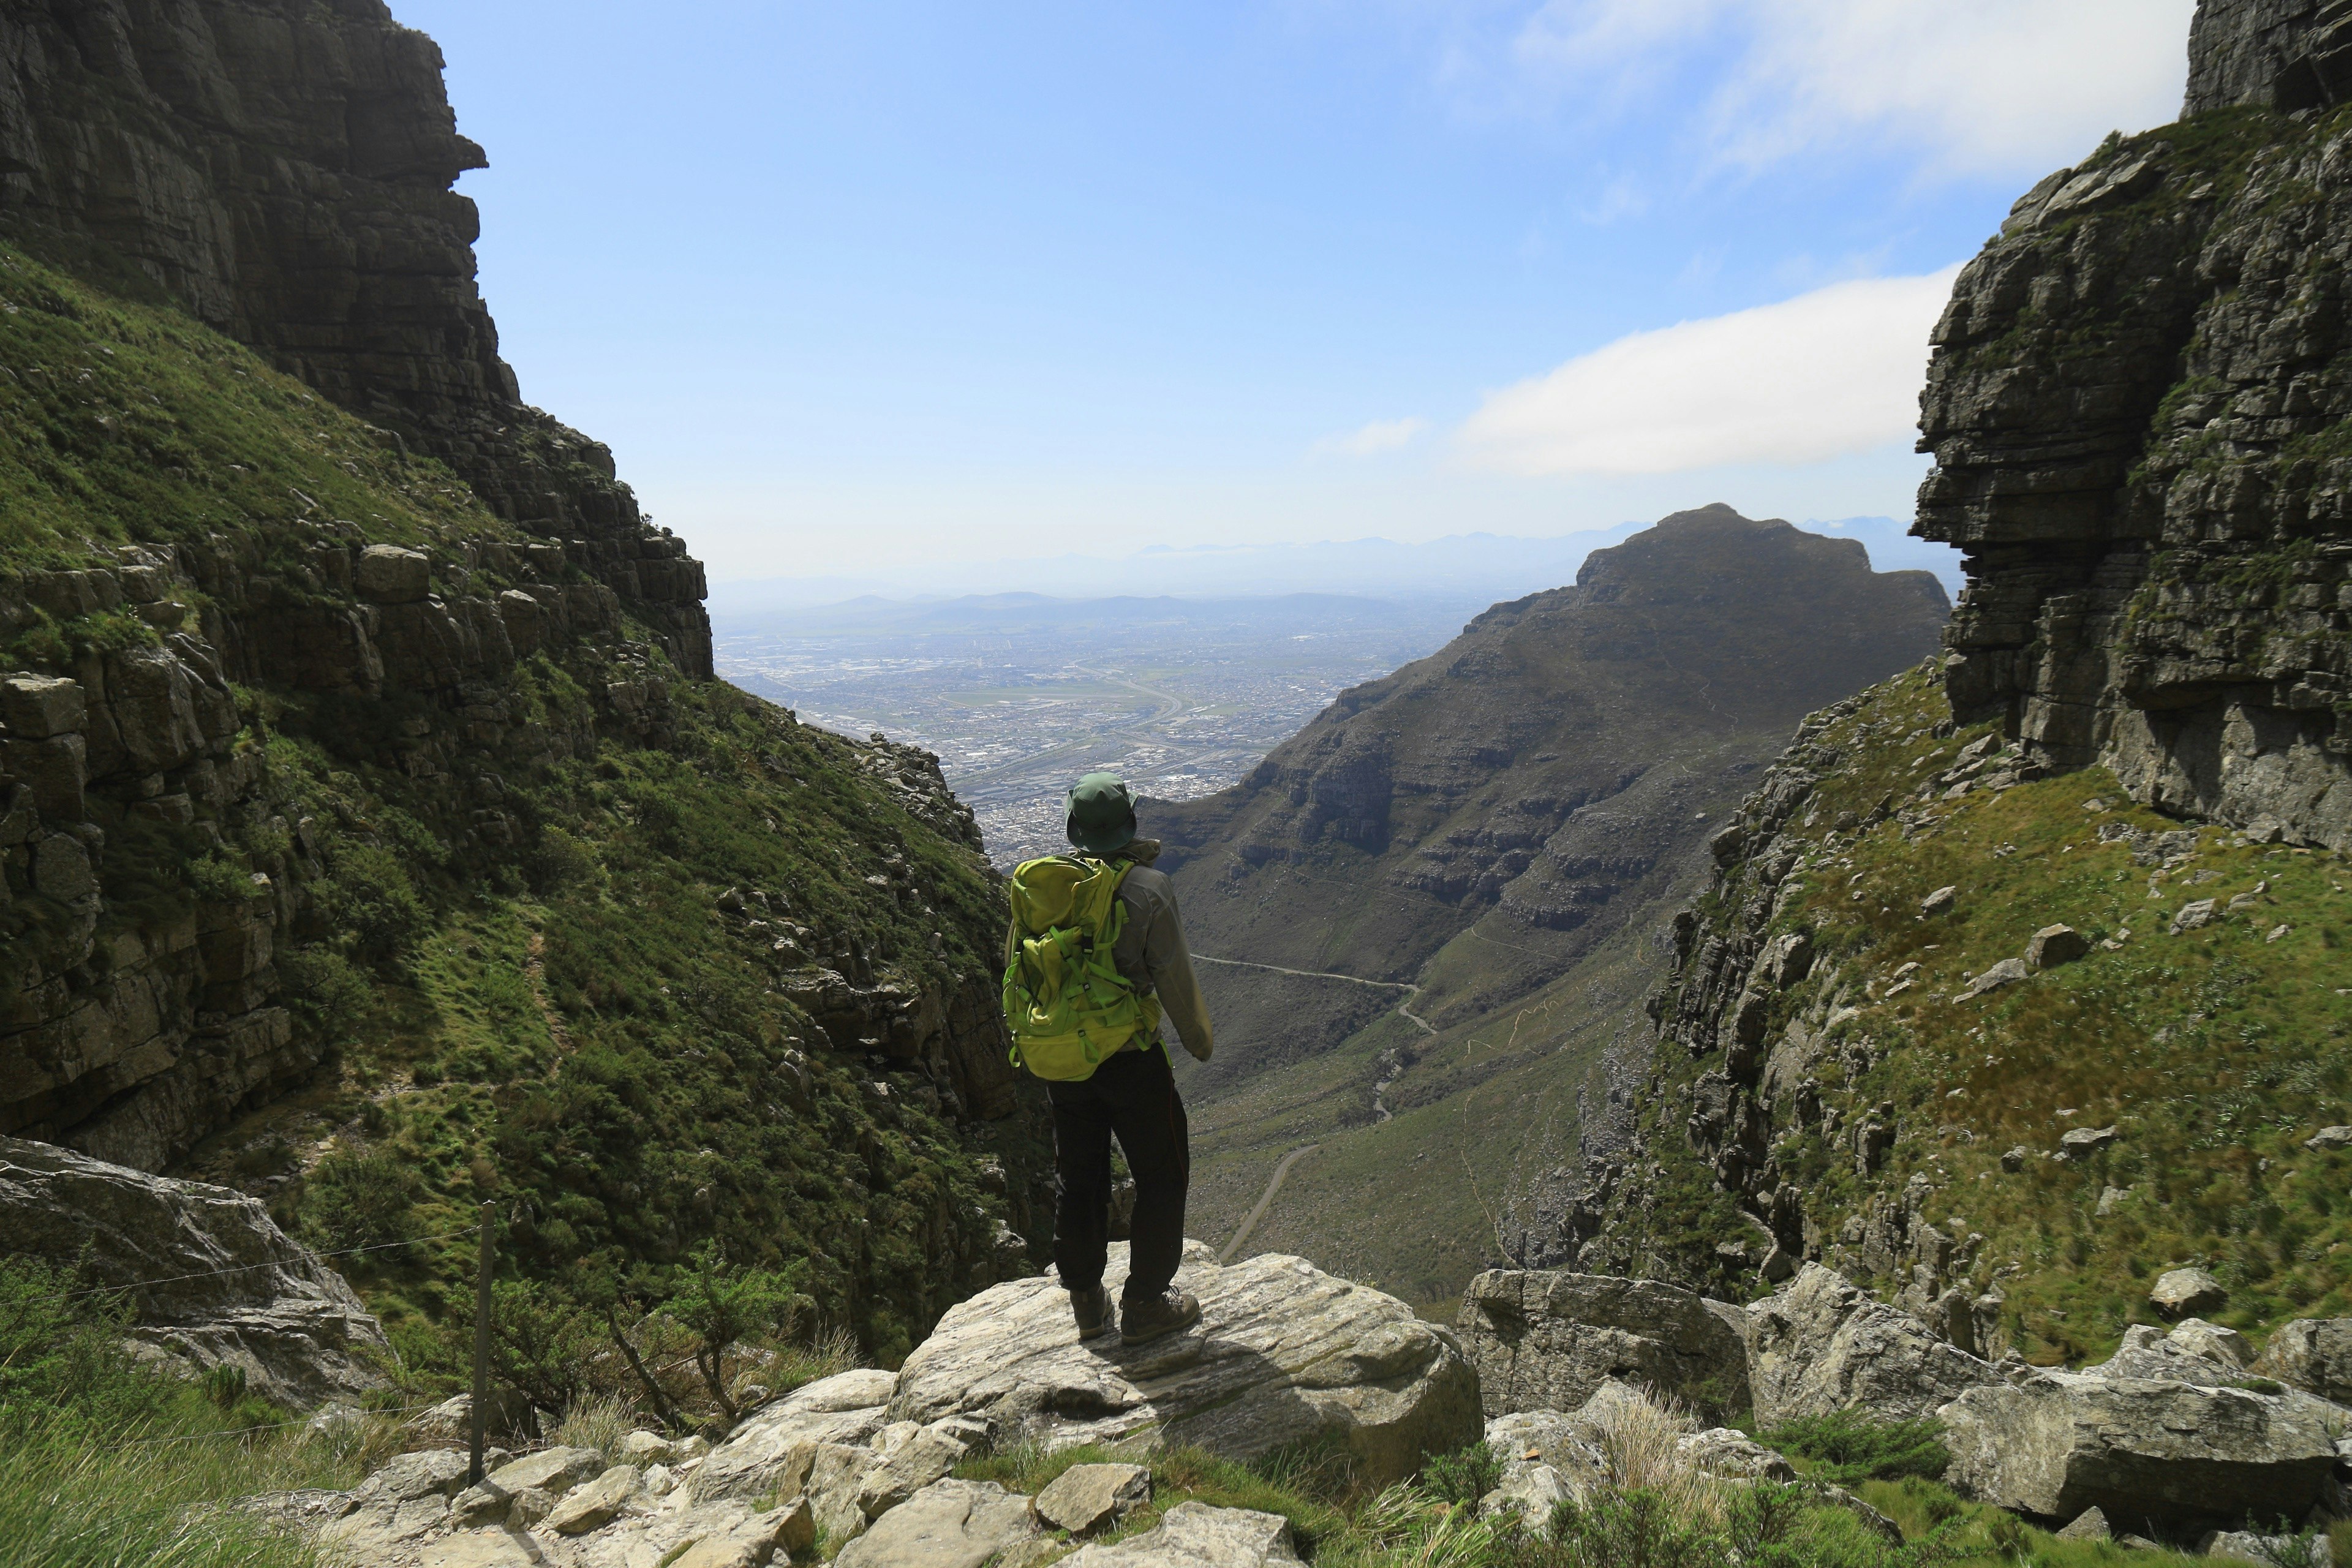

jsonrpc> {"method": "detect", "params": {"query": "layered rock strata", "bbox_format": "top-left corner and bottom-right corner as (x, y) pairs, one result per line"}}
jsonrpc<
(1919, 0), (2352, 848)
(0, 0), (710, 675)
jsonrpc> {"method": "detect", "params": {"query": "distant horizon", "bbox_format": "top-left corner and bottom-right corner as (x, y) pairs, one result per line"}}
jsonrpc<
(396, 1), (2193, 582)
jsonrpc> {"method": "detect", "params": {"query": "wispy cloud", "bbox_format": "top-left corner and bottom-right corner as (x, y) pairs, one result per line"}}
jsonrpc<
(1373, 0), (2192, 178)
(1313, 416), (1430, 458)
(1457, 264), (1961, 475)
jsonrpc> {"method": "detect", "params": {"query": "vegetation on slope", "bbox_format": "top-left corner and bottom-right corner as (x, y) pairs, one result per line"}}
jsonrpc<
(1624, 662), (2352, 1362)
(0, 243), (1043, 1384)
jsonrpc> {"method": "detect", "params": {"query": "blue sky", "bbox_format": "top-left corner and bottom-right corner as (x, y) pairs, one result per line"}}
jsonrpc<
(392, 1), (2194, 583)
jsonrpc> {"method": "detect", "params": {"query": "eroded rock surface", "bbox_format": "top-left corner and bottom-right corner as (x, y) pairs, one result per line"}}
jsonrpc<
(1456, 1269), (1751, 1419)
(889, 1241), (1480, 1484)
(1743, 1264), (2003, 1426)
(0, 1134), (385, 1404)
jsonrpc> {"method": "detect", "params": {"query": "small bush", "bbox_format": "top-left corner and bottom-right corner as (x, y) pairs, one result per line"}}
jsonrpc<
(312, 843), (431, 968)
(1763, 1410), (1950, 1486)
(298, 1147), (419, 1253)
(279, 944), (373, 1040)
(1424, 1439), (1505, 1506)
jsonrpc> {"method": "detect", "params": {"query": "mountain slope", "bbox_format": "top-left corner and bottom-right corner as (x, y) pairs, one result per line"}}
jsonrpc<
(1146, 507), (1951, 1306)
(0, 2), (1049, 1369)
(1570, 0), (2352, 1364)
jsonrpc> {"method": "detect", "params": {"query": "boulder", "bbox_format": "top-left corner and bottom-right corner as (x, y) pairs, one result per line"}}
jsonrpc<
(1036, 1463), (1152, 1534)
(855, 1417), (989, 1525)
(2027, 925), (2090, 968)
(533, 1498), (809, 1568)
(1921, 886), (1958, 916)
(1456, 1270), (1751, 1420)
(1744, 1264), (2003, 1426)
(2171, 899), (2220, 936)
(2059, 1125), (2120, 1159)
(2056, 1506), (2112, 1542)
(1940, 1371), (2339, 1534)
(1961, 958), (2032, 999)
(1, 674), (86, 737)
(356, 545), (432, 604)
(888, 1241), (1479, 1485)
(0, 1135), (388, 1406)
(451, 1447), (606, 1527)
(832, 1479), (1039, 1568)
(2256, 1320), (2352, 1401)
(2206, 1529), (2334, 1567)
(1062, 1501), (1302, 1566)
(2306, 1128), (2352, 1152)
(1677, 1428), (1795, 1482)
(545, 1463), (641, 1535)
(1482, 1408), (1607, 1518)
(691, 1367), (895, 1502)
(2152, 1268), (2229, 1319)
(2169, 1321), (2253, 1370)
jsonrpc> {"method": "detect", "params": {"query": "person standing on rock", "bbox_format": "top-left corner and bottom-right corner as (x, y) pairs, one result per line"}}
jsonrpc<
(1001, 772), (1215, 1344)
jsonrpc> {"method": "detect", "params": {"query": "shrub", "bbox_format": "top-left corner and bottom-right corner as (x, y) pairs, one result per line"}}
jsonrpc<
(312, 843), (431, 968)
(298, 1147), (419, 1253)
(278, 944), (372, 1041)
(1424, 1440), (1505, 1507)
(1762, 1410), (1950, 1486)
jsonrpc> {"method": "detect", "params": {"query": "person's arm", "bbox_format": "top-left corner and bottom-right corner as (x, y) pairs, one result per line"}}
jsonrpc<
(1140, 889), (1214, 1063)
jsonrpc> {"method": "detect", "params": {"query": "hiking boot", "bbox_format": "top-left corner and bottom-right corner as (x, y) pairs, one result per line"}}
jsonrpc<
(1119, 1287), (1202, 1345)
(1069, 1284), (1116, 1339)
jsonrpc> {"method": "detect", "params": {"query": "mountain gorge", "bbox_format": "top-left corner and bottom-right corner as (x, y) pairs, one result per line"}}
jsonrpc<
(1148, 508), (1950, 1305)
(0, 0), (1047, 1363)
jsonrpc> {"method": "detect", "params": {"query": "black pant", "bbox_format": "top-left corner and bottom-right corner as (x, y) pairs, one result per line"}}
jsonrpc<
(1049, 1046), (1189, 1304)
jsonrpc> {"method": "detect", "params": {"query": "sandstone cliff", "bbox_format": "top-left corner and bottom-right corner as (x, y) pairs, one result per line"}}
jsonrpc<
(1920, 0), (2352, 850)
(0, 7), (1043, 1357)
(1562, 0), (2352, 1357)
(0, 0), (710, 674)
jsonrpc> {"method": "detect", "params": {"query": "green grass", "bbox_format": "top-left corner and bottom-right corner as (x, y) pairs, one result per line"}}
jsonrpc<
(1613, 662), (2352, 1361)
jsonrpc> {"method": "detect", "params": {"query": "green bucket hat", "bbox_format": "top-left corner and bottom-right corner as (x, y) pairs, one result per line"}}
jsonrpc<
(1065, 772), (1138, 855)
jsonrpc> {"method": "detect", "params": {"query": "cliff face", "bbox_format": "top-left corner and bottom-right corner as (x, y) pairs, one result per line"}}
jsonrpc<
(1562, 2), (2352, 1345)
(0, 0), (710, 676)
(1919, 0), (2352, 850)
(0, 9), (1043, 1357)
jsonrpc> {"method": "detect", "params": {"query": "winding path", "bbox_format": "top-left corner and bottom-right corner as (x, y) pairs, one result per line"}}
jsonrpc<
(1195, 954), (1442, 1257)
(1218, 1142), (1321, 1264)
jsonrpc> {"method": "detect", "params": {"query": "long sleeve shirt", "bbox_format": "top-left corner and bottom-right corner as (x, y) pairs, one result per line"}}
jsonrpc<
(1110, 864), (1214, 1062)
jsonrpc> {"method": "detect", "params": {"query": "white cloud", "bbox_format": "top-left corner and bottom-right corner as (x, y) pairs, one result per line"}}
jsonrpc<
(1430, 0), (2195, 177)
(1313, 416), (1430, 458)
(1457, 264), (1961, 476)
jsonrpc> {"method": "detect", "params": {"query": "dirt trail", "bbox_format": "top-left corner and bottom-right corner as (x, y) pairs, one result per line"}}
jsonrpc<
(1218, 1142), (1321, 1264)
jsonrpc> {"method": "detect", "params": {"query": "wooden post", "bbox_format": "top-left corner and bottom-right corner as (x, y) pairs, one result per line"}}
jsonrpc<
(470, 1200), (494, 1485)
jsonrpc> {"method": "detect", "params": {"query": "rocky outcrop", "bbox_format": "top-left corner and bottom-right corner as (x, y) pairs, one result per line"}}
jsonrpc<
(0, 1), (712, 676)
(1743, 1264), (2003, 1427)
(888, 1241), (1481, 1485)
(1918, 3), (2352, 850)
(1455, 1270), (1751, 1420)
(2256, 1317), (2352, 1400)
(0, 1134), (386, 1405)
(1940, 1370), (2342, 1533)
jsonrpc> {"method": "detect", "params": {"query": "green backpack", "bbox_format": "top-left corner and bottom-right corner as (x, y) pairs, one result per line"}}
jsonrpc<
(1001, 855), (1163, 1081)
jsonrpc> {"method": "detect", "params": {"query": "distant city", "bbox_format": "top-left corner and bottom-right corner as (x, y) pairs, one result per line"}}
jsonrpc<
(711, 520), (1962, 865)
(717, 594), (1477, 864)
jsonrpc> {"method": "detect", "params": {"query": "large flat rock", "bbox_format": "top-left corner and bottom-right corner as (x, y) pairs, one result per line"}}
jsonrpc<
(1940, 1371), (2340, 1533)
(888, 1242), (1479, 1484)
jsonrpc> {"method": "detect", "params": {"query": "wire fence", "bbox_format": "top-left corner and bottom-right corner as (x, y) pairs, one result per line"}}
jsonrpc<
(52, 1226), (480, 1302)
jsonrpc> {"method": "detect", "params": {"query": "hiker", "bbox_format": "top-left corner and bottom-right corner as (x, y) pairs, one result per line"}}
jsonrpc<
(1001, 772), (1214, 1344)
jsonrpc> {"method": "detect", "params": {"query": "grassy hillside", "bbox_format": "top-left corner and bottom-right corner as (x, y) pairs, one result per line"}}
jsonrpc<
(1605, 662), (2352, 1362)
(0, 244), (1045, 1376)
